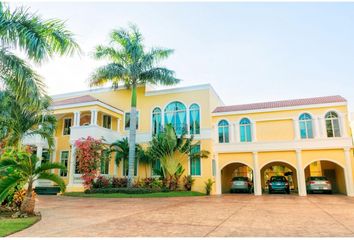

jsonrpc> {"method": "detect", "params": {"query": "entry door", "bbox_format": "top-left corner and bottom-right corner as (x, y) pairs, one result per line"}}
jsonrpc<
(323, 169), (338, 193)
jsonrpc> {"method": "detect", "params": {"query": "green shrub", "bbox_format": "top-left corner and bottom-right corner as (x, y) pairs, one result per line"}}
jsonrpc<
(183, 175), (195, 191)
(111, 177), (128, 188)
(204, 178), (215, 195)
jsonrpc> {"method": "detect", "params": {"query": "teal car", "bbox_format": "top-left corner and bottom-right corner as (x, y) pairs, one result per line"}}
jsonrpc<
(268, 176), (290, 194)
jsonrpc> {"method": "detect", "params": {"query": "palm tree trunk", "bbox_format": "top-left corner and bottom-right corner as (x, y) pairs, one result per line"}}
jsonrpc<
(20, 180), (35, 215)
(127, 85), (137, 187)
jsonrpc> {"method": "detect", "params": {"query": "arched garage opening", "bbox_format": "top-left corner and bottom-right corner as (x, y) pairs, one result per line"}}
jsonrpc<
(260, 161), (298, 194)
(304, 160), (347, 194)
(221, 162), (253, 194)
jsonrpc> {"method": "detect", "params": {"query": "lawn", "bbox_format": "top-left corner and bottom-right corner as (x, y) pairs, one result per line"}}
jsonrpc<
(0, 216), (40, 237)
(64, 191), (205, 198)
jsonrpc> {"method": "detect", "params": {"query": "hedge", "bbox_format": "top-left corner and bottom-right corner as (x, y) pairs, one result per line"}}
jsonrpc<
(84, 187), (170, 194)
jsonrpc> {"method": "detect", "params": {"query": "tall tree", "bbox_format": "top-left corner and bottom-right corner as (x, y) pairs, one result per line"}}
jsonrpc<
(0, 2), (79, 106)
(90, 25), (180, 186)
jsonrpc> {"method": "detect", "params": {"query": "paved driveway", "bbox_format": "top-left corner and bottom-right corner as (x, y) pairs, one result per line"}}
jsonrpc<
(11, 194), (354, 237)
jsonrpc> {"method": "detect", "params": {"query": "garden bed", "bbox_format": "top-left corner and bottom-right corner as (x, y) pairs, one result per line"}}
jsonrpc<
(64, 191), (205, 198)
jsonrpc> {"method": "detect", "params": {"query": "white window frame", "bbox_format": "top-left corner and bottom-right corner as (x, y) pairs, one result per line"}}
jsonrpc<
(59, 150), (69, 177)
(62, 118), (72, 136)
(102, 114), (112, 130)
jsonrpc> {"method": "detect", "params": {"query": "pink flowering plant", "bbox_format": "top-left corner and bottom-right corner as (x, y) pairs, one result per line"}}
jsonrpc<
(75, 136), (109, 189)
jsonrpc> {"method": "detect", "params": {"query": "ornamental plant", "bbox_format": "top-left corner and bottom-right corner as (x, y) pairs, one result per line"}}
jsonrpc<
(75, 136), (108, 189)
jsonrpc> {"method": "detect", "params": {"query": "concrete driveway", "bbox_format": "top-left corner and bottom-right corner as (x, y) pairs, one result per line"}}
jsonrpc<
(11, 194), (354, 237)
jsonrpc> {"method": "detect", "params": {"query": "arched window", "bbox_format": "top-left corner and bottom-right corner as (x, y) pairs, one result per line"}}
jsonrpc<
(164, 101), (187, 135)
(299, 113), (313, 139)
(218, 120), (229, 143)
(239, 118), (252, 142)
(325, 111), (341, 137)
(189, 104), (200, 134)
(152, 107), (162, 136)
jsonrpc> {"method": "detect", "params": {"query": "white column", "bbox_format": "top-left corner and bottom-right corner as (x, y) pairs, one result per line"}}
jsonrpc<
(229, 123), (235, 143)
(213, 124), (218, 144)
(253, 152), (262, 196)
(117, 118), (121, 132)
(235, 122), (240, 143)
(215, 153), (222, 195)
(318, 116), (326, 138)
(340, 113), (348, 137)
(90, 110), (98, 125)
(344, 148), (354, 196)
(296, 149), (307, 196)
(35, 145), (43, 168)
(73, 111), (80, 127)
(68, 144), (76, 186)
(293, 118), (300, 140)
(251, 121), (257, 142)
(313, 117), (320, 139)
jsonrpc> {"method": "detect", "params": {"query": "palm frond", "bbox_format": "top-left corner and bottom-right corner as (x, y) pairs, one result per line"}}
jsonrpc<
(37, 172), (66, 192)
(34, 162), (66, 175)
(89, 63), (127, 87)
(139, 67), (180, 86)
(0, 175), (22, 204)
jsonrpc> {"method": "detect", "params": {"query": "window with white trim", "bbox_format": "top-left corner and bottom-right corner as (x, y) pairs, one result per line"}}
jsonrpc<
(63, 118), (72, 135)
(299, 113), (313, 139)
(103, 115), (112, 129)
(218, 120), (229, 143)
(189, 104), (200, 134)
(60, 151), (69, 177)
(152, 107), (162, 136)
(325, 111), (341, 137)
(239, 118), (252, 142)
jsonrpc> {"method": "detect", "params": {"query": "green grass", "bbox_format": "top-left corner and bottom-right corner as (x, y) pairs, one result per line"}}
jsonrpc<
(64, 191), (205, 198)
(0, 216), (40, 237)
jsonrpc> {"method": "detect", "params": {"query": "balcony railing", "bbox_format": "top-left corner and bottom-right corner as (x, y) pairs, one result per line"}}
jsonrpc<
(70, 125), (121, 144)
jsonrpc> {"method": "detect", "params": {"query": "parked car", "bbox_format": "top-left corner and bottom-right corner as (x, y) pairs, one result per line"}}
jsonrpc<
(306, 176), (332, 194)
(230, 176), (253, 193)
(268, 176), (290, 194)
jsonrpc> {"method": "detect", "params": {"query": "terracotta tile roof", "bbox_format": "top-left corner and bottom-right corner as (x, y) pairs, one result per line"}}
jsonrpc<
(52, 95), (123, 112)
(52, 95), (98, 106)
(213, 95), (347, 113)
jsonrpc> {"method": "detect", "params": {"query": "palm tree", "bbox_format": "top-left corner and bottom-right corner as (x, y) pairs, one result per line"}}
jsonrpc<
(0, 2), (79, 106)
(148, 124), (209, 190)
(0, 91), (56, 150)
(0, 147), (66, 214)
(90, 24), (180, 186)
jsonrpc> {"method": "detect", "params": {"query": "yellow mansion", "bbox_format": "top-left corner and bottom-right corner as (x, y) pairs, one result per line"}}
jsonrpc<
(24, 84), (354, 196)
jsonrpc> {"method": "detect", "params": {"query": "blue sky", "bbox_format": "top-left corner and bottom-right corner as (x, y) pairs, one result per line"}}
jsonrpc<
(12, 2), (354, 111)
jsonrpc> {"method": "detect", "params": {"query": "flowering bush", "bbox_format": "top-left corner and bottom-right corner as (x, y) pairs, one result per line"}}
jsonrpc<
(112, 177), (128, 188)
(92, 176), (111, 189)
(75, 136), (108, 189)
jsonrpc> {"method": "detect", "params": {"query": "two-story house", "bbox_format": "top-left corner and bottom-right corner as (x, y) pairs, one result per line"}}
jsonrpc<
(23, 84), (354, 196)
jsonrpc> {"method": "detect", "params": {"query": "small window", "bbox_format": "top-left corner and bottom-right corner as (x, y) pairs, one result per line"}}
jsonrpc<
(190, 144), (201, 176)
(63, 118), (72, 135)
(123, 159), (138, 176)
(325, 111), (341, 138)
(125, 112), (139, 130)
(189, 104), (200, 135)
(152, 108), (162, 136)
(60, 151), (69, 177)
(299, 113), (313, 139)
(239, 118), (252, 142)
(218, 120), (229, 143)
(103, 115), (112, 129)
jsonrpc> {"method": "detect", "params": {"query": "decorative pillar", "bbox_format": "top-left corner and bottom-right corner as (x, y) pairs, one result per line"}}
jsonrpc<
(215, 153), (222, 195)
(235, 122), (240, 143)
(73, 111), (80, 127)
(251, 121), (257, 142)
(293, 118), (300, 140)
(313, 117), (320, 139)
(90, 110), (98, 125)
(344, 148), (354, 196)
(252, 152), (262, 196)
(340, 113), (348, 137)
(296, 149), (307, 196)
(117, 118), (121, 132)
(318, 116), (326, 138)
(229, 123), (235, 143)
(213, 124), (218, 144)
(68, 144), (76, 186)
